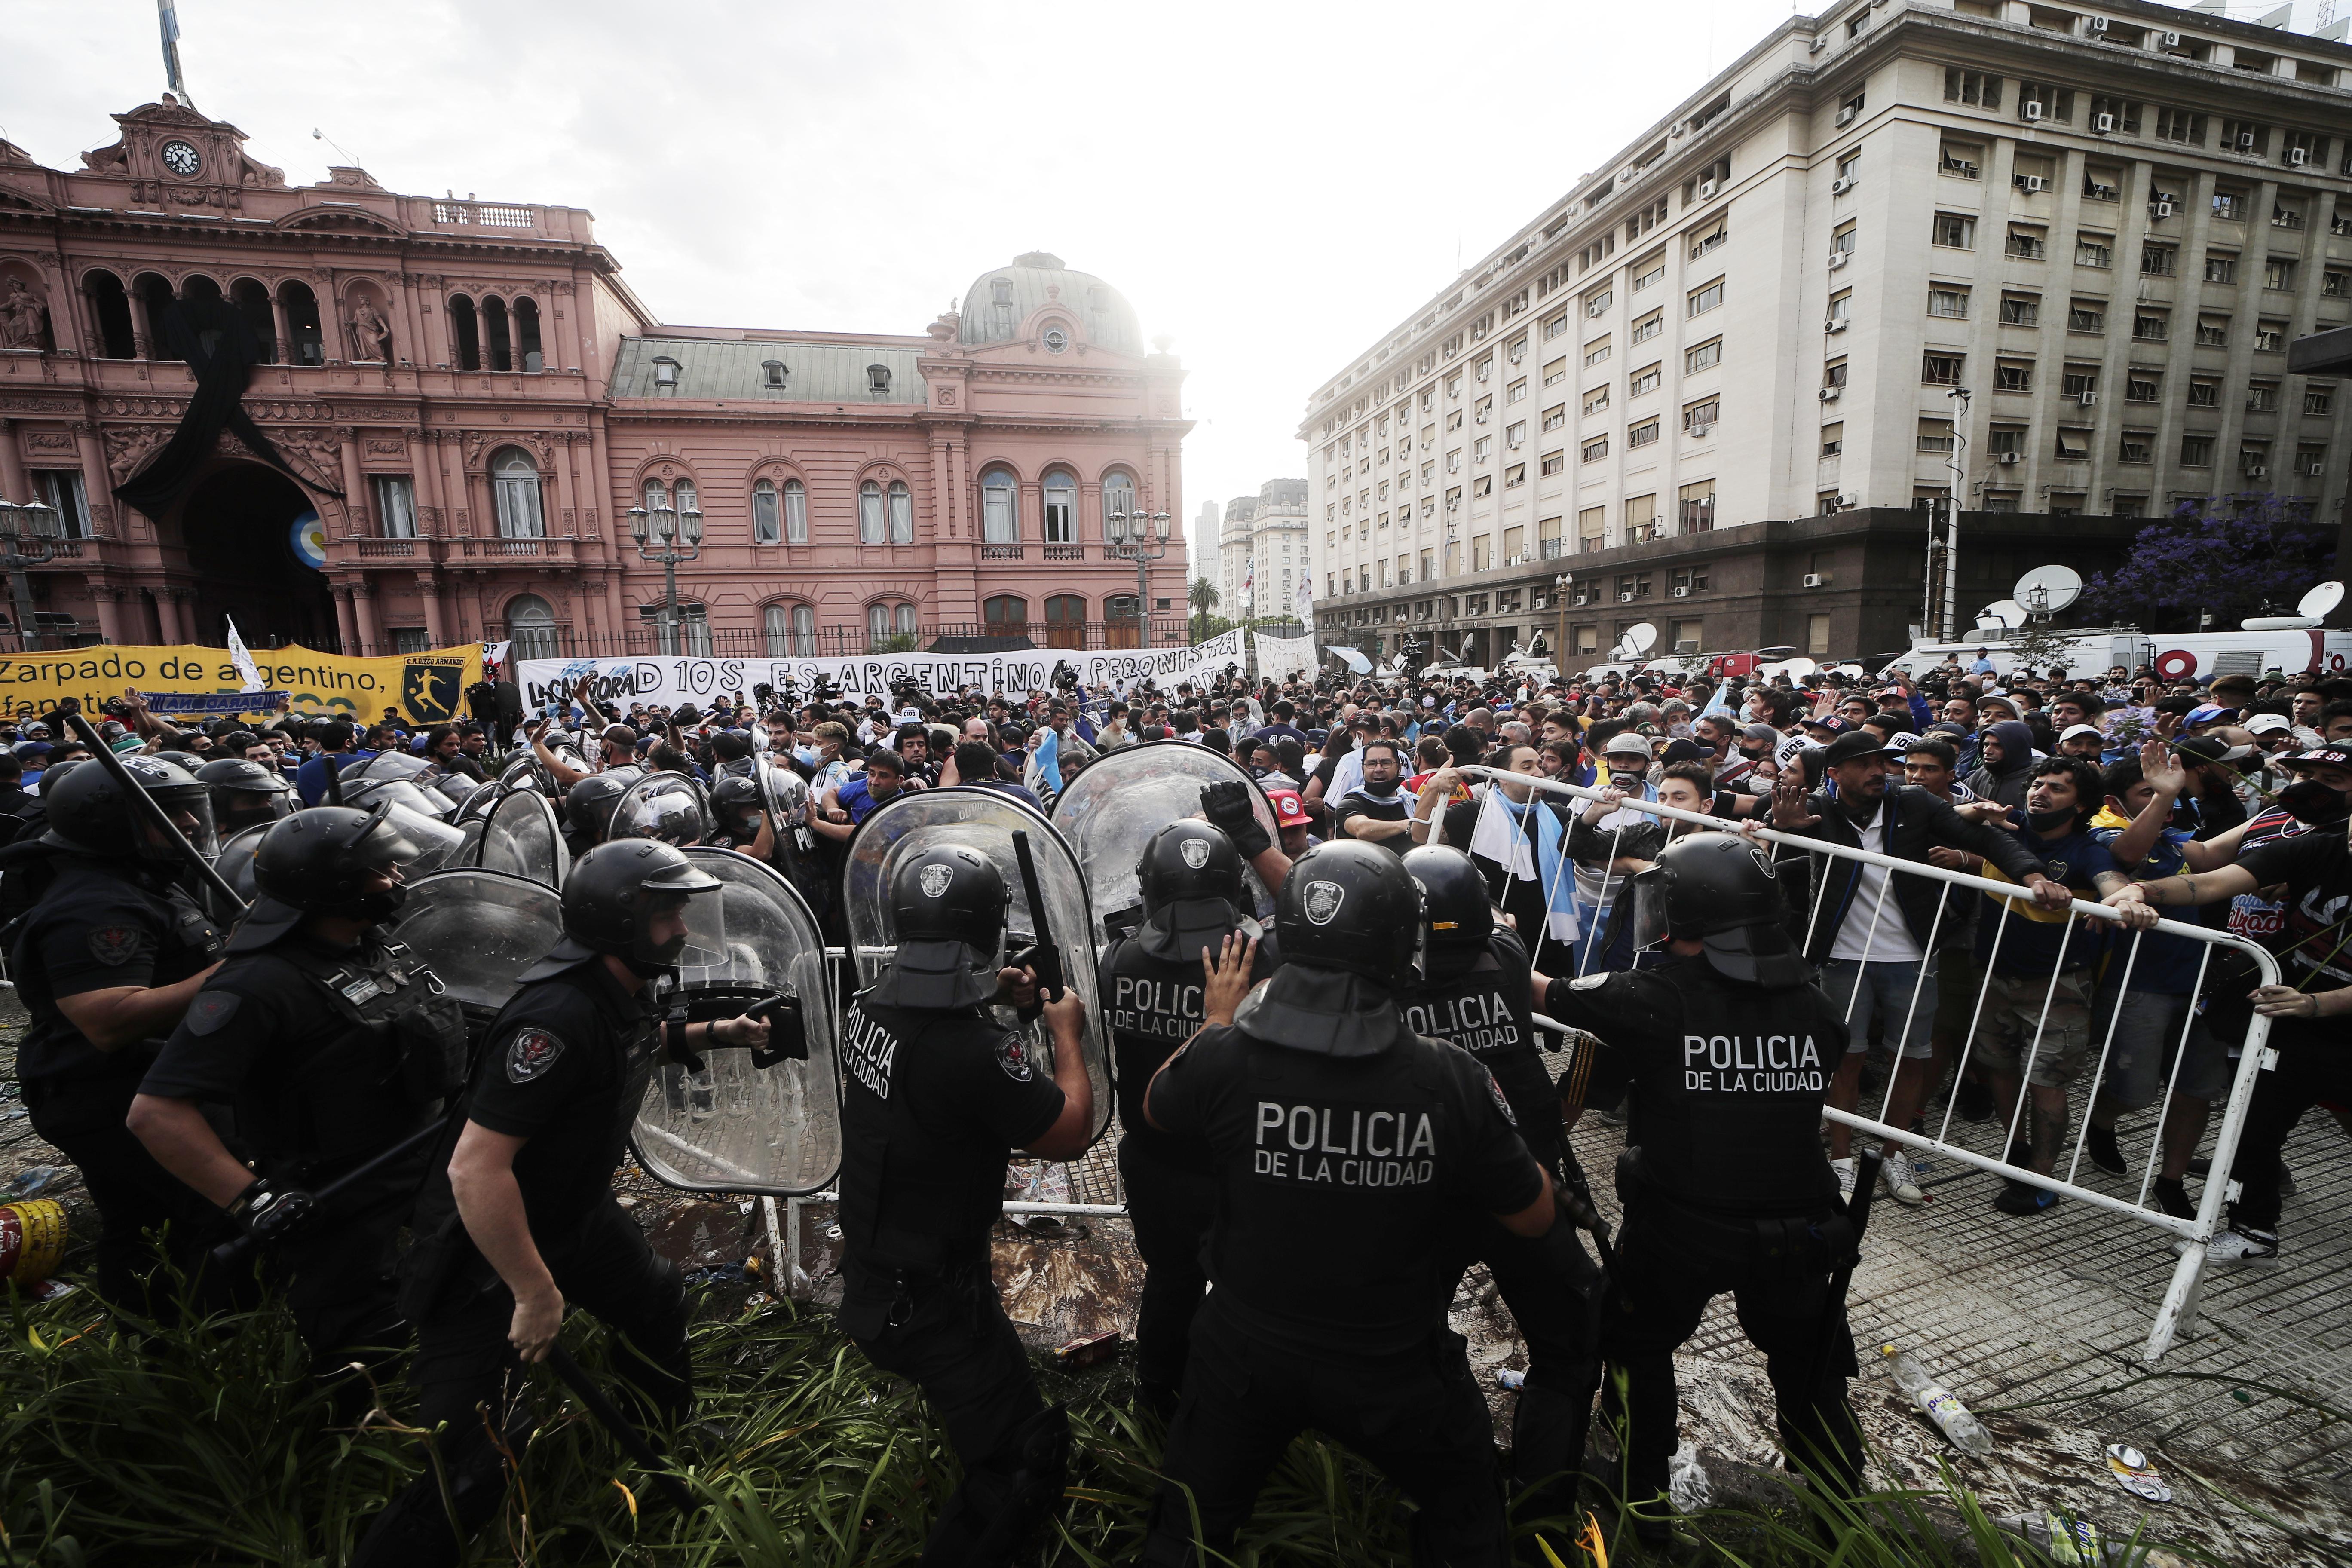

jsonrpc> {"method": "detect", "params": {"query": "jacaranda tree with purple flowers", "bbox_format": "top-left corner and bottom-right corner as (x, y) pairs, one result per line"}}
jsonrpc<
(2084, 493), (2335, 632)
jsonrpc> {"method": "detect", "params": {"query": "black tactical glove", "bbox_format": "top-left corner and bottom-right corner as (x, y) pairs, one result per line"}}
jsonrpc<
(223, 1176), (315, 1245)
(1199, 779), (1272, 860)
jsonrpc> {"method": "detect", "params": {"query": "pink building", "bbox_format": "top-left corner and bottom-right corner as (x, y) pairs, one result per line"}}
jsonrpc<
(0, 95), (1190, 658)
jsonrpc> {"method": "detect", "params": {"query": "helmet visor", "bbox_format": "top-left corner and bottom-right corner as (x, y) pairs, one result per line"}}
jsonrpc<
(637, 880), (727, 973)
(373, 799), (467, 876)
(1626, 864), (1675, 953)
(352, 778), (457, 822)
(214, 786), (292, 831)
(142, 784), (219, 862)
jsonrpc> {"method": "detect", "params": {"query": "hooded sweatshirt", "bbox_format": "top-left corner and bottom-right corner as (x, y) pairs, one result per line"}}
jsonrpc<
(1963, 720), (2041, 811)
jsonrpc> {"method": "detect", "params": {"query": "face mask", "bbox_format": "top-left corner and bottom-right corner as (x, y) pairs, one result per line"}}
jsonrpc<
(2278, 778), (2351, 825)
(1361, 775), (1400, 797)
(2027, 805), (2076, 833)
(347, 881), (408, 922)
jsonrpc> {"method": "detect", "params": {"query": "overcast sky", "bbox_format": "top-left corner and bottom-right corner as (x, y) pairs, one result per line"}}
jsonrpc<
(16, 0), (2323, 572)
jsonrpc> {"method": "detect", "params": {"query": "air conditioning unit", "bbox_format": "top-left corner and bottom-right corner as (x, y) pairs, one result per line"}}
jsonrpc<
(2018, 175), (2048, 193)
(2093, 113), (2115, 133)
(1803, 573), (1829, 588)
(1828, 250), (1851, 270)
(2236, 132), (2256, 151)
(1998, 451), (2022, 465)
(1810, 36), (1827, 53)
(1819, 386), (1842, 402)
(1700, 179), (1720, 198)
(2079, 389), (2099, 406)
(1531, 595), (1546, 609)
(1832, 176), (1855, 196)
(2024, 101), (2045, 122)
(2290, 147), (2309, 166)
(2245, 464), (2269, 478)
(1825, 317), (1849, 333)
(1836, 105), (1858, 127)
(1671, 585), (1692, 597)
(2152, 201), (2174, 218)
(2086, 16), (2108, 33)
(1618, 591), (1636, 603)
(2159, 30), (2181, 46)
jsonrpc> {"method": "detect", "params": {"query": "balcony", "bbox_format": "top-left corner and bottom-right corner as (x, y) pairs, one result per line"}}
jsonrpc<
(357, 538), (419, 558)
(980, 544), (1026, 560)
(1042, 542), (1086, 561)
(454, 535), (576, 564)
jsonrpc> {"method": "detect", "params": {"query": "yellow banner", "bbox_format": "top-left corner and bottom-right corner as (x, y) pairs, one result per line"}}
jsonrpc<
(0, 643), (483, 725)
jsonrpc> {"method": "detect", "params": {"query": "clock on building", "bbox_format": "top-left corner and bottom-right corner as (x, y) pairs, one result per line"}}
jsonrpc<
(159, 139), (202, 178)
(1041, 326), (1069, 354)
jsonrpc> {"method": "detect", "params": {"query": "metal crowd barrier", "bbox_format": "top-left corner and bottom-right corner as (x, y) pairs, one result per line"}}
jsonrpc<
(1461, 764), (2280, 1363)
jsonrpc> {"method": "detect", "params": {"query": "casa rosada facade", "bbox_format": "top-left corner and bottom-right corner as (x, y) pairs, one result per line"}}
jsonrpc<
(0, 95), (1192, 661)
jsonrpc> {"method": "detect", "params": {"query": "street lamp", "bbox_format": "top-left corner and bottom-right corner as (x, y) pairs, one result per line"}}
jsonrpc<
(1553, 571), (1574, 679)
(0, 496), (65, 652)
(1106, 506), (1172, 646)
(628, 501), (703, 653)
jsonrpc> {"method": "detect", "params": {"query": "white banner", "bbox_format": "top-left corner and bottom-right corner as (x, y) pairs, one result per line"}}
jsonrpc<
(1253, 630), (1319, 678)
(517, 628), (1248, 716)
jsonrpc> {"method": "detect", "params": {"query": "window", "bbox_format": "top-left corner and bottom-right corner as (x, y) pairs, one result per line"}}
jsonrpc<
(1989, 425), (2030, 458)
(1822, 358), (1848, 389)
(2325, 270), (2351, 299)
(1945, 68), (2002, 108)
(1585, 287), (1614, 318)
(2155, 107), (2205, 146)
(2133, 309), (2169, 342)
(2118, 430), (2153, 464)
(2222, 119), (2267, 159)
(1541, 450), (1566, 476)
(2196, 314), (2230, 347)
(1941, 139), (1984, 178)
(2247, 381), (2278, 412)
(1446, 409), (1464, 432)
(1806, 613), (1831, 657)
(2141, 243), (2177, 276)
(1921, 352), (1965, 386)
(1995, 358), (2034, 391)
(2211, 189), (2244, 222)
(1584, 337), (1611, 367)
(1837, 147), (1861, 181)
(1629, 419), (1661, 449)
(1686, 278), (1724, 317)
(1688, 221), (1727, 260)
(651, 356), (680, 392)
(372, 475), (417, 539)
(1632, 255), (1666, 291)
(505, 594), (558, 660)
(765, 602), (814, 655)
(1681, 398), (1718, 433)
(30, 471), (88, 539)
(1583, 385), (1611, 416)
(2089, 95), (2141, 135)
(2180, 435), (2214, 467)
(2255, 320), (2287, 352)
(1506, 376), (1528, 404)
(1918, 417), (1955, 453)
(2069, 299), (2106, 333)
(1041, 469), (1075, 543)
(762, 360), (788, 391)
(1630, 362), (1662, 397)
(859, 481), (887, 544)
(752, 478), (781, 543)
(2188, 377), (2221, 408)
(2076, 233), (2113, 268)
(889, 480), (913, 544)
(980, 467), (1018, 543)
(1542, 356), (1567, 388)
(1678, 481), (1715, 533)
(1582, 435), (1610, 463)
(866, 364), (892, 395)
(2006, 225), (2046, 259)
(2306, 385), (2336, 416)
(1473, 435), (1493, 463)
(1543, 404), (1567, 432)
(1504, 463), (1526, 490)
(783, 478), (808, 543)
(2205, 251), (2239, 284)
(2018, 82), (2073, 124)
(2062, 366), (2099, 399)
(1999, 293), (2040, 326)
(2126, 369), (2162, 403)
(490, 447), (544, 538)
(1579, 506), (1608, 551)
(984, 594), (1027, 631)
(1505, 420), (1526, 448)
(1632, 310), (1664, 344)
(2052, 426), (2090, 461)
(1684, 338), (1721, 374)
(1820, 422), (1844, 457)
(1932, 212), (1976, 249)
(1831, 221), (1856, 257)
(1928, 286), (1970, 319)
(2082, 167), (2122, 202)
(1543, 310), (1570, 340)
(1474, 394), (1493, 423)
(2265, 256), (2298, 291)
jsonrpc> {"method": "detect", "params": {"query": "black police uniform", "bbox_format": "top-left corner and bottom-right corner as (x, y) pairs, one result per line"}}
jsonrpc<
(835, 987), (1069, 1565)
(1099, 926), (1278, 1408)
(1142, 981), (1545, 1568)
(1540, 956), (1863, 1507)
(12, 855), (223, 1311)
(138, 927), (465, 1394)
(1406, 924), (1602, 1529)
(355, 949), (685, 1568)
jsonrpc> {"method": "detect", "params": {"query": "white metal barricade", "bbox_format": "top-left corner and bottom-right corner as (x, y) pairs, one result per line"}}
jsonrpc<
(1461, 765), (2281, 1363)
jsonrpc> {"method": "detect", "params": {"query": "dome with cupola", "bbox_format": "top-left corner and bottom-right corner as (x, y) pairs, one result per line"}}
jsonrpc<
(957, 251), (1142, 355)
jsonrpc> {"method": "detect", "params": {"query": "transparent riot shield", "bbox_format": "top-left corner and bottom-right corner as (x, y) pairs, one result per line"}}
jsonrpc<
(610, 773), (713, 847)
(756, 758), (821, 890)
(1049, 740), (1279, 940)
(844, 790), (1115, 1145)
(631, 848), (842, 1196)
(385, 867), (563, 1026)
(477, 786), (569, 888)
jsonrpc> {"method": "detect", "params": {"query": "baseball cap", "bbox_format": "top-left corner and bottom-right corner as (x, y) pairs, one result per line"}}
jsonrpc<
(2184, 703), (2233, 727)
(2244, 713), (2293, 736)
(2174, 735), (2257, 765)
(1602, 732), (1654, 759)
(2058, 723), (2105, 745)
(1801, 713), (1850, 734)
(1264, 787), (1311, 825)
(2281, 741), (2352, 771)
(1819, 731), (1889, 767)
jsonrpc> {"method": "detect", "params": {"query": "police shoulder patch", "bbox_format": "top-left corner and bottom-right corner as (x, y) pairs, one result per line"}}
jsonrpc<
(997, 1032), (1035, 1082)
(1568, 973), (1610, 991)
(185, 990), (241, 1036)
(1482, 1067), (1519, 1125)
(505, 1026), (568, 1084)
(86, 924), (143, 967)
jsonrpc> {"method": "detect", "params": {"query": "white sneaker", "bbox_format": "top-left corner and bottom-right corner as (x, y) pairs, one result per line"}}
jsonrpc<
(1831, 1155), (1857, 1204)
(1879, 1148), (1926, 1206)
(2205, 1226), (2281, 1265)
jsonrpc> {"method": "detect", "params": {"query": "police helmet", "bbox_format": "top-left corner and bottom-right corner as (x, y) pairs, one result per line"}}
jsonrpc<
(1627, 833), (1811, 988)
(709, 774), (766, 841)
(1272, 839), (1421, 986)
(153, 750), (205, 772)
(560, 772), (631, 845)
(554, 838), (725, 977)
(42, 754), (218, 861)
(236, 802), (422, 947)
(609, 774), (713, 848)
(195, 757), (292, 831)
(1134, 820), (1250, 964)
(1400, 844), (1492, 977)
(873, 843), (1006, 1009)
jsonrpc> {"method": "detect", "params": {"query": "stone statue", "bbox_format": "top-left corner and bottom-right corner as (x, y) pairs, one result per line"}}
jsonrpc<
(345, 295), (392, 362)
(0, 278), (48, 350)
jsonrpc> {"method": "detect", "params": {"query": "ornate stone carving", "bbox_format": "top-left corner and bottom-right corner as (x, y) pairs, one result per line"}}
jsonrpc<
(0, 398), (79, 412)
(364, 438), (405, 456)
(936, 386), (959, 406)
(0, 276), (50, 350)
(344, 294), (392, 363)
(102, 423), (172, 480)
(25, 431), (71, 451)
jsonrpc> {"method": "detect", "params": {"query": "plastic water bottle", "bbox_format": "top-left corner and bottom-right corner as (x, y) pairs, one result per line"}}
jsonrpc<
(1882, 1345), (1994, 1456)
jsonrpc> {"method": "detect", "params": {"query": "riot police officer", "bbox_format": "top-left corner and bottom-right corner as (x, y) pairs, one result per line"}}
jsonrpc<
(193, 756), (293, 836)
(1401, 843), (1602, 1539)
(9, 756), (224, 1314)
(126, 802), (464, 1412)
(1098, 819), (1279, 1414)
(706, 773), (775, 861)
(557, 771), (631, 861)
(353, 839), (768, 1568)
(1531, 833), (1862, 1544)
(836, 843), (1093, 1568)
(1141, 840), (1559, 1568)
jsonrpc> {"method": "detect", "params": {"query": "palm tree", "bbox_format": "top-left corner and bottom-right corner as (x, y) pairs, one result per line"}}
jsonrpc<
(1188, 576), (1220, 643)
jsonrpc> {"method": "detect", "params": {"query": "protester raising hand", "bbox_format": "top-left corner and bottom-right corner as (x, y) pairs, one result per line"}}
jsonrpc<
(1199, 930), (1259, 1027)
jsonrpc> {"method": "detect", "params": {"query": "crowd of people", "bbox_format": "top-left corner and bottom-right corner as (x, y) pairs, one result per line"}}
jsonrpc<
(1, 636), (2346, 1564)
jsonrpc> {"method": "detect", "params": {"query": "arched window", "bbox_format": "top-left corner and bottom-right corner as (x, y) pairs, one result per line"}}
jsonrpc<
(984, 595), (1028, 634)
(481, 296), (513, 372)
(671, 478), (698, 519)
(85, 271), (134, 359)
(867, 602), (916, 648)
(506, 593), (557, 659)
(762, 360), (788, 390)
(177, 276), (224, 359)
(230, 279), (274, 363)
(1101, 471), (1137, 534)
(859, 481), (885, 544)
(1042, 470), (1076, 545)
(491, 447), (545, 538)
(866, 363), (891, 395)
(445, 294), (479, 370)
(888, 480), (913, 544)
(764, 602), (815, 656)
(642, 477), (669, 513)
(784, 478), (808, 543)
(674, 604), (712, 657)
(752, 478), (781, 544)
(512, 296), (543, 371)
(1044, 594), (1087, 649)
(897, 603), (919, 638)
(980, 468), (1017, 544)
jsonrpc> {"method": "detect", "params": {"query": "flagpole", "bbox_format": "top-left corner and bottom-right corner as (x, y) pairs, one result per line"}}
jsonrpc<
(157, 0), (190, 103)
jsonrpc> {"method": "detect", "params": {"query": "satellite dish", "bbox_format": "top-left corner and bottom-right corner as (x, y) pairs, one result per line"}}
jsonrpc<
(1979, 599), (2027, 629)
(2012, 564), (2082, 617)
(2299, 581), (2345, 620)
(1625, 621), (1660, 654)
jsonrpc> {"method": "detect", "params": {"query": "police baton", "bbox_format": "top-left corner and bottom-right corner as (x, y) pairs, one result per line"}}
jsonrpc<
(56, 703), (248, 916)
(1007, 829), (1067, 1003)
(543, 1342), (700, 1515)
(209, 1117), (448, 1268)
(1805, 1148), (1884, 1396)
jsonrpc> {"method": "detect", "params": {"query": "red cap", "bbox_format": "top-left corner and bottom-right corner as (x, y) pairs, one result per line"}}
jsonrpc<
(1264, 787), (1309, 824)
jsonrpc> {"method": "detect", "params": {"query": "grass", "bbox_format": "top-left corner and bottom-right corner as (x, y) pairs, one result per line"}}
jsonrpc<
(0, 1269), (2218, 1568)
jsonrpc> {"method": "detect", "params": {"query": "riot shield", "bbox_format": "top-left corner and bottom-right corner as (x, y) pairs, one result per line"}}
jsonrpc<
(477, 786), (569, 887)
(338, 781), (469, 873)
(456, 779), (508, 824)
(844, 790), (1115, 1145)
(610, 772), (713, 846)
(385, 867), (563, 1025)
(756, 758), (821, 888)
(1049, 740), (1280, 940)
(631, 848), (842, 1196)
